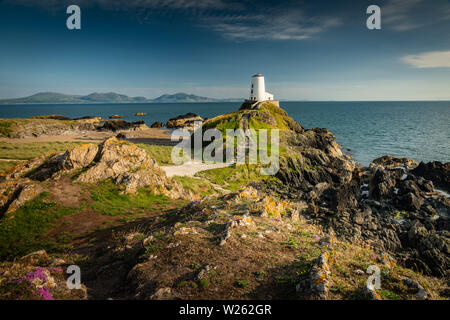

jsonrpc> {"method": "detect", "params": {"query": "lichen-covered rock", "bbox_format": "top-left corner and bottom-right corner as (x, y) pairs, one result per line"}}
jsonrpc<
(236, 186), (259, 201)
(76, 137), (188, 198)
(296, 252), (333, 299)
(28, 143), (99, 181)
(229, 215), (255, 228)
(261, 196), (288, 218)
(5, 183), (44, 215)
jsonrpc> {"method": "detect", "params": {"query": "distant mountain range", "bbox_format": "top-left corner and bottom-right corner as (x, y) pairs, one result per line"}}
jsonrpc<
(0, 92), (241, 104)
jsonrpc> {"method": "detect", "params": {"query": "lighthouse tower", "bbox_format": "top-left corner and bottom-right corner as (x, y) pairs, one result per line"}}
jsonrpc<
(249, 73), (273, 101)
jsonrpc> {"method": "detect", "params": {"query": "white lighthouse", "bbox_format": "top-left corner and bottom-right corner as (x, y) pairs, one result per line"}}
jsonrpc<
(249, 73), (273, 101)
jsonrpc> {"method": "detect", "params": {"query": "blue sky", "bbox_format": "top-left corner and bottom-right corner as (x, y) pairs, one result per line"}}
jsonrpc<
(0, 0), (449, 100)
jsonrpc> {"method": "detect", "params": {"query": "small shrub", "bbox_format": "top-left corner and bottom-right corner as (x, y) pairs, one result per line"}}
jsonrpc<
(198, 278), (210, 289)
(235, 279), (248, 288)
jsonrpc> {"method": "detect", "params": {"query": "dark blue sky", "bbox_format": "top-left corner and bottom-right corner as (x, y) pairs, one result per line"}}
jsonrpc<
(0, 0), (449, 100)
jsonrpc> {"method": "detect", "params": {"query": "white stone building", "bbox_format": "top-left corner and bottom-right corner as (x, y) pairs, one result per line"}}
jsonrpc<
(249, 73), (274, 102)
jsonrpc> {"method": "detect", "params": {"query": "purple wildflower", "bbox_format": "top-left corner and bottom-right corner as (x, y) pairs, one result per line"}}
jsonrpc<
(37, 287), (54, 300)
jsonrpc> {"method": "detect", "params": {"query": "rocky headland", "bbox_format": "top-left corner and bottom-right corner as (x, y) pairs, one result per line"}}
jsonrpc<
(0, 102), (448, 300)
(0, 116), (149, 139)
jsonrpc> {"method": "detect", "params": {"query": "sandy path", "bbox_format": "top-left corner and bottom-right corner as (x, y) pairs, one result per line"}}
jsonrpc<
(161, 161), (233, 177)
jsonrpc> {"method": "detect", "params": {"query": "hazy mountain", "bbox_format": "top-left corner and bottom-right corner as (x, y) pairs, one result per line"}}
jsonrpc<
(0, 92), (83, 104)
(152, 92), (218, 103)
(0, 92), (225, 104)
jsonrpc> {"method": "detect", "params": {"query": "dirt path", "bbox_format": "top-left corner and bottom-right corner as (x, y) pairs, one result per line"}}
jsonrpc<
(161, 161), (233, 177)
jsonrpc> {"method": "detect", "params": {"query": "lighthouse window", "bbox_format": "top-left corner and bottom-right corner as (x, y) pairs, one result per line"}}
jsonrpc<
(251, 89), (253, 94)
(251, 84), (253, 88)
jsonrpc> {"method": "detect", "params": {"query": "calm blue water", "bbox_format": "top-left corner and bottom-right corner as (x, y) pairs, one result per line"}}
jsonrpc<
(0, 101), (449, 166)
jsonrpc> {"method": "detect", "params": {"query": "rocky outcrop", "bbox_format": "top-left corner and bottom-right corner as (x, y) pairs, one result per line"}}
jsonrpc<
(75, 138), (186, 197)
(3, 118), (104, 138)
(296, 252), (333, 299)
(150, 121), (164, 128)
(0, 116), (153, 138)
(0, 250), (88, 300)
(272, 141), (450, 277)
(28, 143), (99, 181)
(412, 161), (450, 193)
(97, 120), (149, 132)
(371, 155), (418, 170)
(166, 113), (203, 130)
(0, 138), (191, 215)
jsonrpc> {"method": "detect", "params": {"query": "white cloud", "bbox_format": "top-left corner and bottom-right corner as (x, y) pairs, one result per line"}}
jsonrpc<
(204, 9), (341, 41)
(402, 51), (450, 68)
(383, 0), (450, 31)
(6, 0), (339, 41)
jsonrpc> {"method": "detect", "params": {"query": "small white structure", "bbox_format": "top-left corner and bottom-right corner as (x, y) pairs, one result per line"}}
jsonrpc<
(249, 73), (273, 101)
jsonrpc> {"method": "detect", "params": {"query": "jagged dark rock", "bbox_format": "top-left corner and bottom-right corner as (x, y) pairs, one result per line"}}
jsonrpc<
(412, 161), (450, 193)
(97, 120), (149, 132)
(150, 121), (164, 128)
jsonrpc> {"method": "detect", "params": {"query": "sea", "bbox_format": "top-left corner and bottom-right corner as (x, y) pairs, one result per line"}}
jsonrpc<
(0, 101), (449, 166)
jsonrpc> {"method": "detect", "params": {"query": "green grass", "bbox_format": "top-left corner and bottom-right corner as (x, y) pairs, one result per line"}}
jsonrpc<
(0, 141), (86, 160)
(202, 112), (241, 133)
(198, 278), (210, 289)
(0, 192), (80, 260)
(172, 176), (216, 196)
(0, 120), (13, 137)
(0, 160), (24, 173)
(136, 144), (175, 165)
(196, 163), (266, 191)
(0, 119), (81, 138)
(234, 279), (249, 288)
(88, 180), (172, 216)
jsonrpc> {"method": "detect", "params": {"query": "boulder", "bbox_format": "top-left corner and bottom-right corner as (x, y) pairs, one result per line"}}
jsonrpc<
(411, 161), (450, 193)
(77, 137), (188, 198)
(371, 155), (418, 170)
(296, 252), (333, 299)
(149, 287), (174, 300)
(398, 192), (424, 212)
(29, 143), (99, 181)
(401, 277), (428, 300)
(166, 113), (203, 130)
(150, 121), (164, 128)
(5, 183), (44, 215)
(97, 120), (149, 132)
